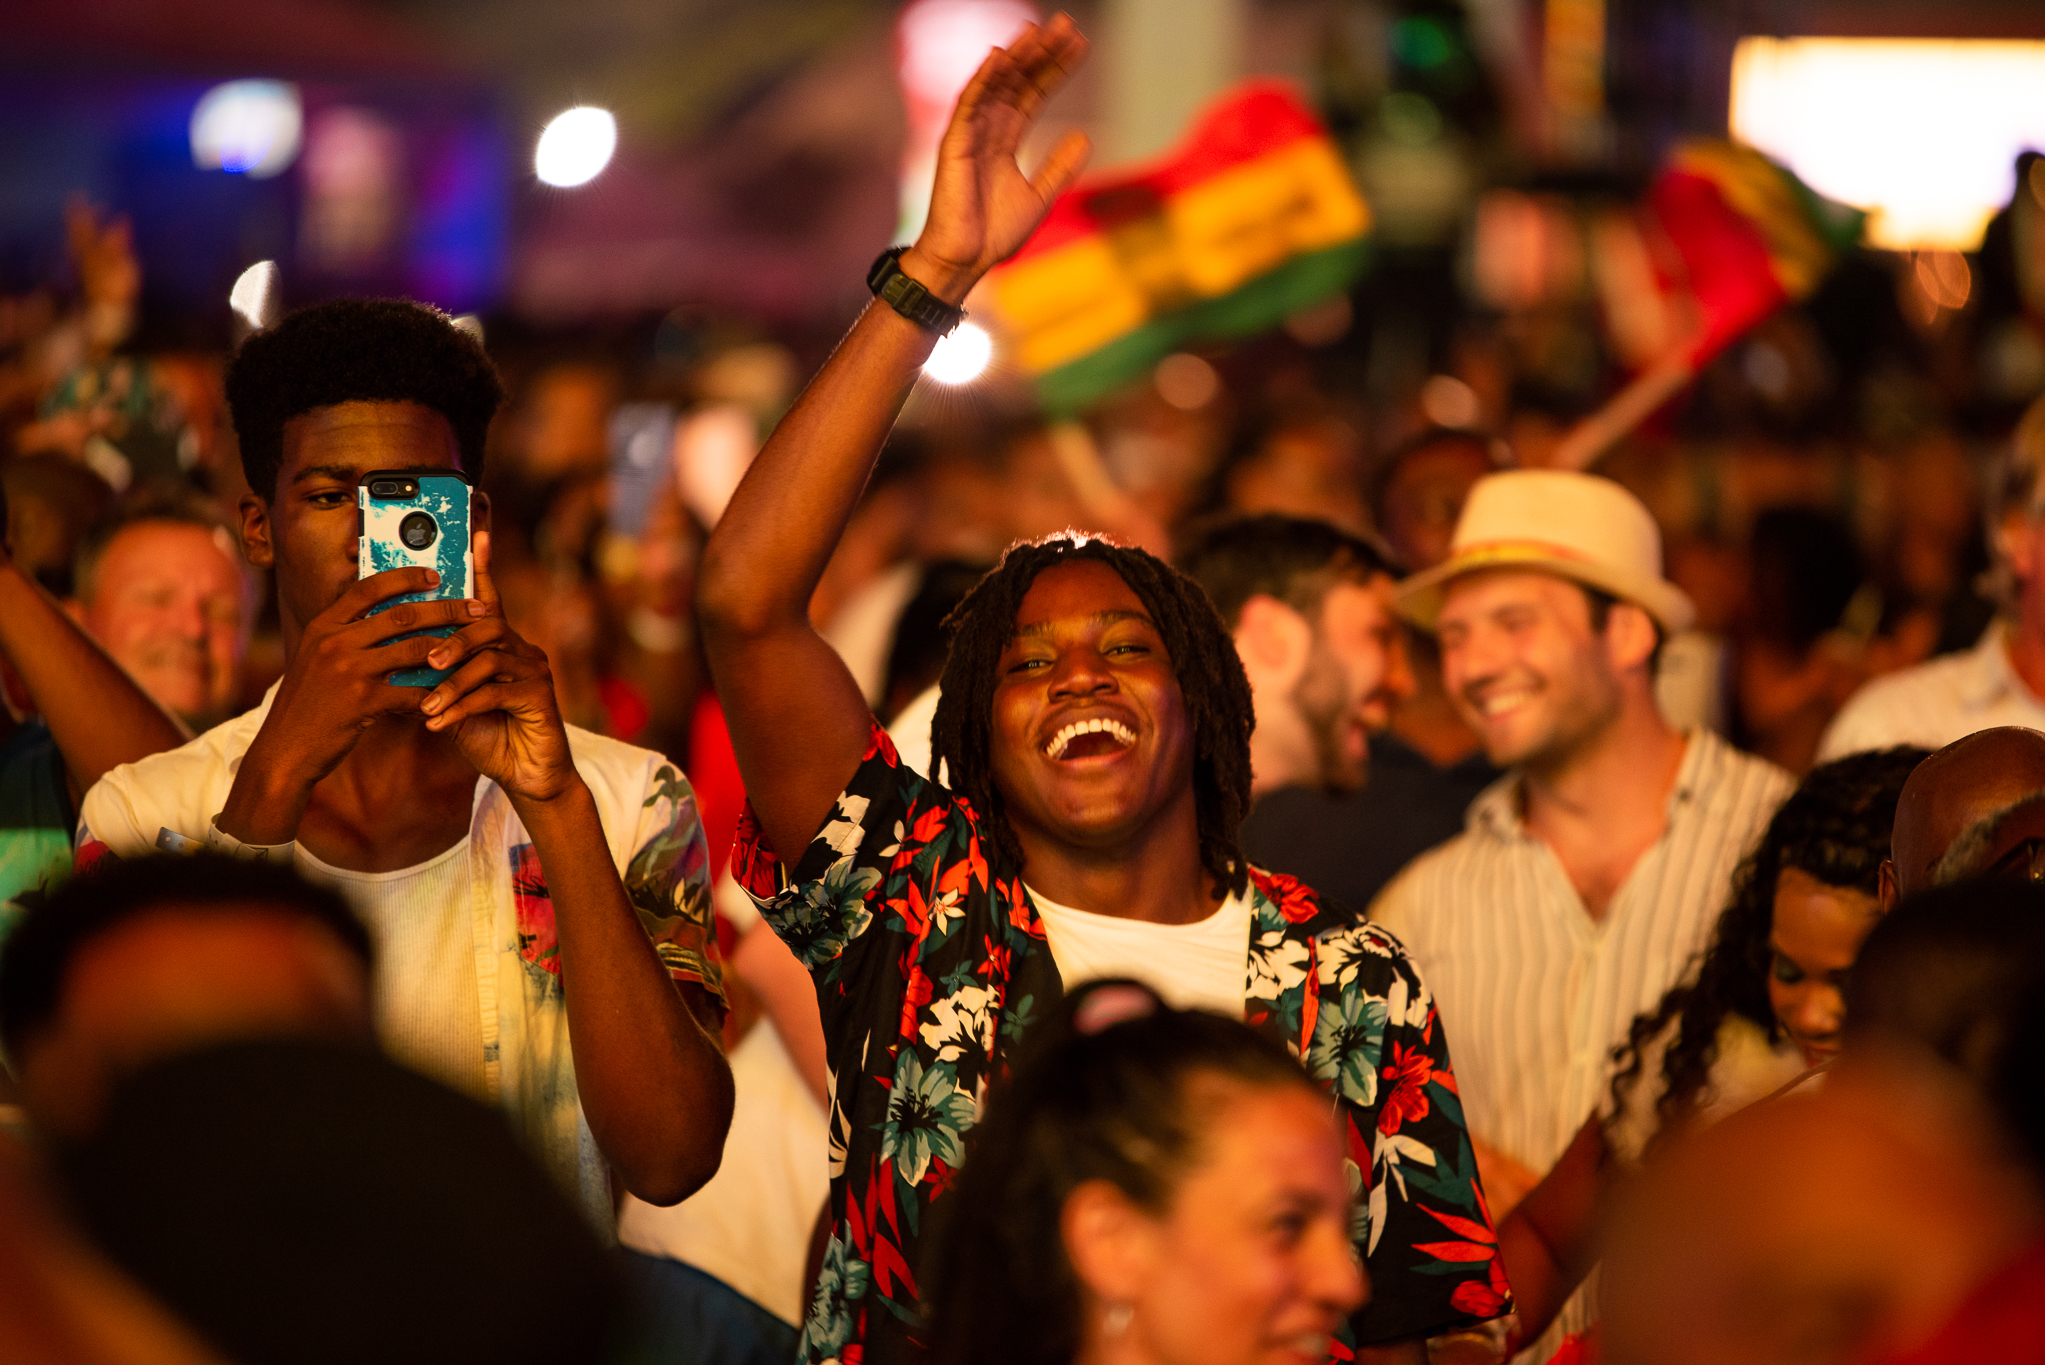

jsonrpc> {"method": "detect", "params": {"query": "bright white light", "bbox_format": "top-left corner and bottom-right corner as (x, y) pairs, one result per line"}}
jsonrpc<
(535, 107), (617, 188)
(229, 260), (282, 331)
(191, 80), (303, 179)
(1731, 38), (2045, 250)
(898, 1), (1039, 107)
(923, 322), (993, 385)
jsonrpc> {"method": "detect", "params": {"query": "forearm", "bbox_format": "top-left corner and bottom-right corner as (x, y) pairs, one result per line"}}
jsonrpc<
(697, 252), (967, 640)
(1496, 1118), (1607, 1347)
(1354, 1338), (1426, 1365)
(733, 921), (829, 1108)
(0, 561), (185, 790)
(215, 730), (320, 845)
(517, 780), (734, 1205)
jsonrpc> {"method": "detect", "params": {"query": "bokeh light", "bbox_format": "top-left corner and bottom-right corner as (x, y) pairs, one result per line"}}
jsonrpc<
(1155, 353), (1220, 410)
(923, 322), (993, 385)
(190, 80), (303, 179)
(228, 260), (282, 331)
(535, 107), (618, 188)
(1731, 38), (2045, 250)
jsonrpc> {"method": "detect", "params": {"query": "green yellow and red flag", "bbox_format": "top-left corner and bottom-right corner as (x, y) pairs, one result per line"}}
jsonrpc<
(1647, 139), (1863, 365)
(984, 80), (1370, 414)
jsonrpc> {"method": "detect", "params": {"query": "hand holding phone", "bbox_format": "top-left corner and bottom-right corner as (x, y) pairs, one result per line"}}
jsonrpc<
(359, 470), (473, 686)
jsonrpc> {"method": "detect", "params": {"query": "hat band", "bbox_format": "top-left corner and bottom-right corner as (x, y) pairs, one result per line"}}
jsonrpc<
(1446, 538), (1608, 570)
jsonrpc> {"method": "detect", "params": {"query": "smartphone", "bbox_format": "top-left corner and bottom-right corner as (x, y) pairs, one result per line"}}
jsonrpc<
(607, 402), (675, 540)
(358, 470), (473, 687)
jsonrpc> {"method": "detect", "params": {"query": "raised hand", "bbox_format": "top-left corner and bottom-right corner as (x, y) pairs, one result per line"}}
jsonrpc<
(904, 12), (1091, 302)
(418, 530), (580, 806)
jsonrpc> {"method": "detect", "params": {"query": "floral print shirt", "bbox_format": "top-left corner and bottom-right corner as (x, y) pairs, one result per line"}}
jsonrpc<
(732, 723), (1507, 1365)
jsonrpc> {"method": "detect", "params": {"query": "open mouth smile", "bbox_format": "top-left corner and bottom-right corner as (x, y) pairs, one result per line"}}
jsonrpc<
(1044, 717), (1137, 761)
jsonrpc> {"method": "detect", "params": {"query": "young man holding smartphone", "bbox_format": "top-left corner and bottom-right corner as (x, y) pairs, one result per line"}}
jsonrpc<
(76, 299), (734, 1225)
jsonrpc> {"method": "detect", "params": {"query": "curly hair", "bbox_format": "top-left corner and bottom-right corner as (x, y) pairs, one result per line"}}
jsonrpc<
(1607, 744), (1928, 1148)
(930, 534), (1255, 898)
(223, 298), (504, 502)
(923, 979), (1316, 1365)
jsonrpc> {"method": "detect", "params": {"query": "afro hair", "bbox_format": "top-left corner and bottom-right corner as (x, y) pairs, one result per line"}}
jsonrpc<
(223, 298), (504, 501)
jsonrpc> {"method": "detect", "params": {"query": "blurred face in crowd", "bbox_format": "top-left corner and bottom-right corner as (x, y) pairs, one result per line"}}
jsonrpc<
(1435, 569), (1649, 773)
(1063, 1076), (1365, 1365)
(14, 902), (373, 1138)
(1375, 439), (1494, 574)
(76, 520), (250, 727)
(1237, 575), (1412, 793)
(992, 561), (1197, 856)
(1768, 867), (1883, 1068)
(240, 401), (473, 649)
(1998, 499), (2045, 639)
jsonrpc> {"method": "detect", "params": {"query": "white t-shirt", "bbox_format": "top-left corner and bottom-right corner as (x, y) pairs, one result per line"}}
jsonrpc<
(617, 874), (828, 1325)
(1030, 886), (1253, 1017)
(297, 839), (487, 1101)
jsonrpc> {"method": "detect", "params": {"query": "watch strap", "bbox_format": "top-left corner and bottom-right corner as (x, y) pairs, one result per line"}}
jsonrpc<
(867, 246), (966, 335)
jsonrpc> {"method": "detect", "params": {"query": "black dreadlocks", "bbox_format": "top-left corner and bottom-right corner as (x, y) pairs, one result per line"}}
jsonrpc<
(929, 534), (1255, 899)
(1606, 744), (1928, 1152)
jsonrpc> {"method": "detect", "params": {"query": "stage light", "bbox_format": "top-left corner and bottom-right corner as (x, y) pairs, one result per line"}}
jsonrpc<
(923, 322), (993, 384)
(190, 81), (303, 179)
(1731, 38), (2045, 250)
(535, 107), (617, 188)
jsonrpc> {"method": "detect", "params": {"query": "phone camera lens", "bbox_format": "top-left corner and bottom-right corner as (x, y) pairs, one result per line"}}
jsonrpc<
(399, 512), (438, 552)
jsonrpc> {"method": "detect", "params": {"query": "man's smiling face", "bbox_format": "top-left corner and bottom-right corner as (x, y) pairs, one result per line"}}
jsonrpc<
(988, 560), (1198, 856)
(243, 401), (466, 644)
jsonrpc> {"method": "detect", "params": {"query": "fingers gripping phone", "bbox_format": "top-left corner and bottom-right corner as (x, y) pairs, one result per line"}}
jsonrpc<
(358, 470), (472, 687)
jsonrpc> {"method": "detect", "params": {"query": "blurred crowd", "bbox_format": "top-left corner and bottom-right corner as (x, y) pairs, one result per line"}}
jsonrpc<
(6, 30), (2045, 1365)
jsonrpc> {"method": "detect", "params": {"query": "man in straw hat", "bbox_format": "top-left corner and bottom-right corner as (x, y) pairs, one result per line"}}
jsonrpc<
(1369, 469), (1792, 1358)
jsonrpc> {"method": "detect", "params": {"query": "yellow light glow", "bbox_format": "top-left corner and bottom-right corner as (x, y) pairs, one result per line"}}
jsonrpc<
(1730, 37), (2045, 251)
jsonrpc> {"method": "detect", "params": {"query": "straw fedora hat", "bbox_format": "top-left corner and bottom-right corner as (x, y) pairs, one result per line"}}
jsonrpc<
(1396, 469), (1696, 634)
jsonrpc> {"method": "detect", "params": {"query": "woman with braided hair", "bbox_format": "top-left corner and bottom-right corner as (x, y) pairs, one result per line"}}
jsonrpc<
(697, 16), (1503, 1364)
(1494, 744), (1929, 1351)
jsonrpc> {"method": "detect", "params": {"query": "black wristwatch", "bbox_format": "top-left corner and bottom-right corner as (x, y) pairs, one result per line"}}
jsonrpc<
(866, 246), (966, 336)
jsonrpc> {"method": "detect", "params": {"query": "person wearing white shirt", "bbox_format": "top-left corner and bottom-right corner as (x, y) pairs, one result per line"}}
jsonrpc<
(1369, 469), (1792, 1362)
(1820, 393), (2045, 760)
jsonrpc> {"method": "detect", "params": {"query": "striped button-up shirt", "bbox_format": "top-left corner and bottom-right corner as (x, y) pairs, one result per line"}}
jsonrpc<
(1368, 729), (1792, 1180)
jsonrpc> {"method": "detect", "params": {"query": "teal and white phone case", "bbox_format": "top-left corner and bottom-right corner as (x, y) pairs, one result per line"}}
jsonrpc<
(358, 470), (472, 687)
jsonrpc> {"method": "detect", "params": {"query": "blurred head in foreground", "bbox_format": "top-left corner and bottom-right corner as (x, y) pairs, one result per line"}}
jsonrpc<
(924, 980), (1364, 1365)
(1598, 880), (2045, 1365)
(56, 1038), (631, 1365)
(0, 854), (373, 1137)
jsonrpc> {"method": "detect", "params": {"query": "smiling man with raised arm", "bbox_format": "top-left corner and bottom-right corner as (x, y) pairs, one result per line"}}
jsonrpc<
(75, 300), (732, 1226)
(697, 17), (1503, 1365)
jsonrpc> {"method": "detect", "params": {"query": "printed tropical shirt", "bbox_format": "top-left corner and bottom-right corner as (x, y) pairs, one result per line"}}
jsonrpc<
(73, 685), (725, 1233)
(731, 722), (1508, 1365)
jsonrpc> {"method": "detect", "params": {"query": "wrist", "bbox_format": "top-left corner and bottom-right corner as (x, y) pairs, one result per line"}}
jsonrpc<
(506, 769), (594, 822)
(895, 246), (978, 308)
(219, 732), (316, 843)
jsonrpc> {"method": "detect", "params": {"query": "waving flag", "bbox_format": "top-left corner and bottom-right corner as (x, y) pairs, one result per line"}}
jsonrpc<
(1648, 139), (1863, 365)
(985, 81), (1370, 413)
